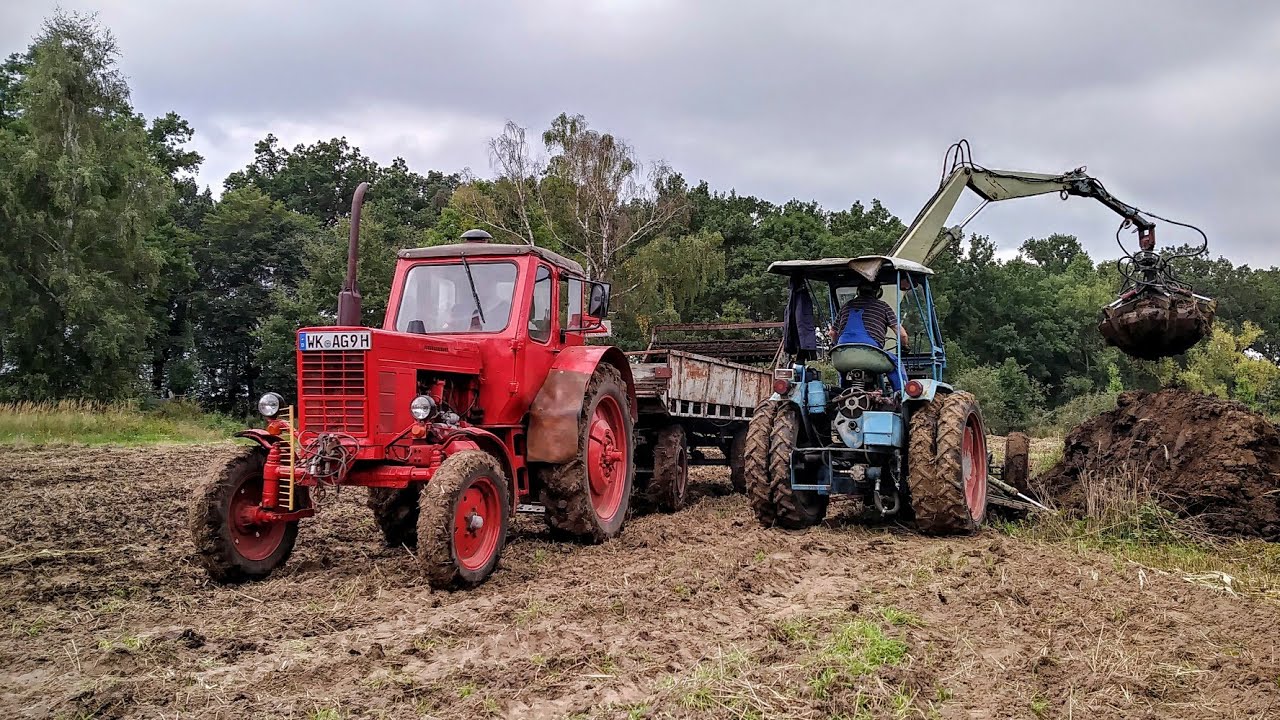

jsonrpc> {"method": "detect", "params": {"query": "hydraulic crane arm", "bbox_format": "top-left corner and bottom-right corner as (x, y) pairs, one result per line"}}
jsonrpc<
(889, 163), (1155, 267)
(882, 140), (1214, 361)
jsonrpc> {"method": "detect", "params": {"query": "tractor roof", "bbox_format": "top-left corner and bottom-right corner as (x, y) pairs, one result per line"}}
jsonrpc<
(399, 243), (585, 276)
(766, 255), (933, 284)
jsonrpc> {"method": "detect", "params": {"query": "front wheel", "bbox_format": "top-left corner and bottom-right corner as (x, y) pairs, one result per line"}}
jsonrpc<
(417, 451), (510, 589)
(188, 447), (301, 583)
(367, 485), (421, 547)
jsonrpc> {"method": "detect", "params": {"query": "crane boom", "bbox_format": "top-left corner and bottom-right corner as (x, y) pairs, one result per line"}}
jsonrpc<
(880, 141), (1213, 361)
(889, 165), (1154, 266)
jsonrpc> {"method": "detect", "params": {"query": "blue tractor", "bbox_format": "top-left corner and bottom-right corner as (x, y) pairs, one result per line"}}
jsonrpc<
(743, 255), (1021, 533)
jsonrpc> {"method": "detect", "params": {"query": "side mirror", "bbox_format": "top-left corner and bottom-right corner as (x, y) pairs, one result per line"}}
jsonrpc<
(587, 282), (610, 319)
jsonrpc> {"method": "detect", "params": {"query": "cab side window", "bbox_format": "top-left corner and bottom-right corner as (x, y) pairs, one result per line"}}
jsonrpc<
(529, 265), (553, 343)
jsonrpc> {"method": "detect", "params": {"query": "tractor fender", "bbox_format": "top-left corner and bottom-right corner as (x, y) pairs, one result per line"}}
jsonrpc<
(907, 379), (952, 403)
(234, 429), (280, 451)
(441, 426), (515, 489)
(526, 346), (636, 464)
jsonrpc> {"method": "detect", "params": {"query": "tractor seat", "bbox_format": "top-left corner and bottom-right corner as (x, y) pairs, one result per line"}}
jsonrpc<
(831, 343), (896, 374)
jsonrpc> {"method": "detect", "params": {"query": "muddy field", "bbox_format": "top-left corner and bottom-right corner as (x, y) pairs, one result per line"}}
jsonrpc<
(3, 444), (1280, 719)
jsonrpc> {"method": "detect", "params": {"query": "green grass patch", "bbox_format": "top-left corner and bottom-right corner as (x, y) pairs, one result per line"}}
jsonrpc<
(809, 618), (908, 697)
(0, 399), (241, 445)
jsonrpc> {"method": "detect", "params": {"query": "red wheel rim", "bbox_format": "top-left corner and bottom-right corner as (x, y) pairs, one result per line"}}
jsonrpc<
(229, 475), (286, 561)
(454, 475), (503, 571)
(586, 394), (628, 522)
(960, 412), (988, 523)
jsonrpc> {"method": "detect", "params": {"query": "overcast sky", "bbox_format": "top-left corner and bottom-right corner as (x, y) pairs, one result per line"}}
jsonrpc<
(4, 1), (1278, 266)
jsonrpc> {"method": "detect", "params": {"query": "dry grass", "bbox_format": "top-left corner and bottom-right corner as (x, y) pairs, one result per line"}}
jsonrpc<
(1010, 464), (1280, 602)
(0, 400), (240, 445)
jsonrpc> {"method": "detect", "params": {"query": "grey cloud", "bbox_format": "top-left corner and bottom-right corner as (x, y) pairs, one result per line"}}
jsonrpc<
(2, 0), (1277, 264)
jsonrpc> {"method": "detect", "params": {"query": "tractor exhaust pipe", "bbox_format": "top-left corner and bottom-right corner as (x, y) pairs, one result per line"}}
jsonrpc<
(337, 181), (370, 326)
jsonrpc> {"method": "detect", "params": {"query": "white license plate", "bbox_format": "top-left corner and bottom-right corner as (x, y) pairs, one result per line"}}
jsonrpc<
(298, 331), (372, 351)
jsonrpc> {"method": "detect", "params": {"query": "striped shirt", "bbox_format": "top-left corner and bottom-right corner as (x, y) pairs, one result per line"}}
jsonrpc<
(835, 298), (897, 346)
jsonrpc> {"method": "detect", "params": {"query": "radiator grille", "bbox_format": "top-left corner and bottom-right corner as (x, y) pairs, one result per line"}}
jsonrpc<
(299, 350), (367, 435)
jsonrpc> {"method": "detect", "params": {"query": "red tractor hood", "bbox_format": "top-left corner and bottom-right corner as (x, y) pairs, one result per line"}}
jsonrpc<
(297, 326), (483, 375)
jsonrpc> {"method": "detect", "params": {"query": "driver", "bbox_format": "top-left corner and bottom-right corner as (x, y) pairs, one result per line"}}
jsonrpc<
(830, 283), (909, 393)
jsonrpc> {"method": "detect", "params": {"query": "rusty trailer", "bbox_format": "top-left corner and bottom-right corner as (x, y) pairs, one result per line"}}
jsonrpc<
(627, 323), (780, 507)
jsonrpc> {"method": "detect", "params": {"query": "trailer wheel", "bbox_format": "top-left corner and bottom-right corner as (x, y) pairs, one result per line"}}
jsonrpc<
(910, 391), (987, 534)
(768, 402), (828, 529)
(744, 400), (780, 526)
(540, 364), (635, 542)
(727, 426), (748, 493)
(188, 447), (301, 583)
(367, 485), (421, 547)
(649, 424), (689, 512)
(417, 451), (510, 589)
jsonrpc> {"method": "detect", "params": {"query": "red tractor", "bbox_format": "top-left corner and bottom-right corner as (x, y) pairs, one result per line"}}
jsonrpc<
(189, 184), (641, 589)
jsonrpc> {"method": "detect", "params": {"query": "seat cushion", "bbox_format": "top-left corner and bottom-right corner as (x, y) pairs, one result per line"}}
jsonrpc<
(831, 343), (896, 374)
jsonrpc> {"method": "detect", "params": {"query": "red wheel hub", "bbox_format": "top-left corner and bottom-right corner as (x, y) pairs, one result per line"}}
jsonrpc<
(229, 476), (287, 561)
(960, 412), (989, 523)
(453, 475), (503, 571)
(586, 394), (627, 522)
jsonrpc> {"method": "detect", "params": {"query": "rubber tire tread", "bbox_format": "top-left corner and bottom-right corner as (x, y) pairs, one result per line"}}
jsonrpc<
(539, 363), (635, 542)
(649, 424), (688, 512)
(367, 485), (421, 547)
(1003, 432), (1031, 494)
(727, 426), (748, 493)
(913, 391), (983, 535)
(188, 446), (299, 584)
(744, 400), (779, 526)
(417, 450), (510, 590)
(768, 403), (829, 529)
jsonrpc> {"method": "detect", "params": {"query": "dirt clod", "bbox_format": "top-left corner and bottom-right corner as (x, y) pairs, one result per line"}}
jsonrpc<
(1040, 388), (1280, 539)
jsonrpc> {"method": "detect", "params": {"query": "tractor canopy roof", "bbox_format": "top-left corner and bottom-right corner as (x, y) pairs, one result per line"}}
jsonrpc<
(766, 255), (933, 285)
(399, 243), (585, 276)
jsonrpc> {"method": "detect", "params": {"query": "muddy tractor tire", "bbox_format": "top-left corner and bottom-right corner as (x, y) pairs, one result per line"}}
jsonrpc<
(367, 485), (422, 548)
(744, 400), (780, 526)
(188, 447), (302, 583)
(768, 402), (829, 529)
(1003, 432), (1031, 495)
(727, 426), (748, 493)
(908, 391), (988, 535)
(649, 423), (689, 512)
(539, 364), (635, 542)
(417, 450), (510, 590)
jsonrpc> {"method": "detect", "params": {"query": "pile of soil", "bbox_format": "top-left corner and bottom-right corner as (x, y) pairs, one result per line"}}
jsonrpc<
(1040, 388), (1280, 540)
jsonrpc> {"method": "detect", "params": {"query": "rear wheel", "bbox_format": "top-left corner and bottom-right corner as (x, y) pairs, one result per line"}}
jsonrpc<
(727, 426), (748, 493)
(909, 391), (987, 534)
(649, 424), (689, 512)
(188, 447), (301, 583)
(744, 401), (780, 526)
(367, 485), (421, 547)
(540, 364), (635, 542)
(768, 402), (828, 529)
(417, 451), (510, 589)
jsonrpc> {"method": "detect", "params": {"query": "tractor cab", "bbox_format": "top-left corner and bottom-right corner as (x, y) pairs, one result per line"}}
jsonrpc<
(769, 255), (947, 410)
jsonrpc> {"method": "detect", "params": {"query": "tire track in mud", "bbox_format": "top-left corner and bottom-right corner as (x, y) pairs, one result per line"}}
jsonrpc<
(1, 445), (1279, 719)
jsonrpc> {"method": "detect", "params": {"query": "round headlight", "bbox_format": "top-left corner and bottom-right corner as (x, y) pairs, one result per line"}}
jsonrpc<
(257, 392), (283, 418)
(410, 395), (437, 421)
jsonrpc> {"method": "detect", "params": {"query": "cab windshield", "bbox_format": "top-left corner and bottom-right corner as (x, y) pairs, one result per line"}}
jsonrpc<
(395, 261), (517, 333)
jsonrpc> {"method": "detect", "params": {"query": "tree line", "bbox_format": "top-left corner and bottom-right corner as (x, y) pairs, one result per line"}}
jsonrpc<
(2, 13), (1277, 430)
